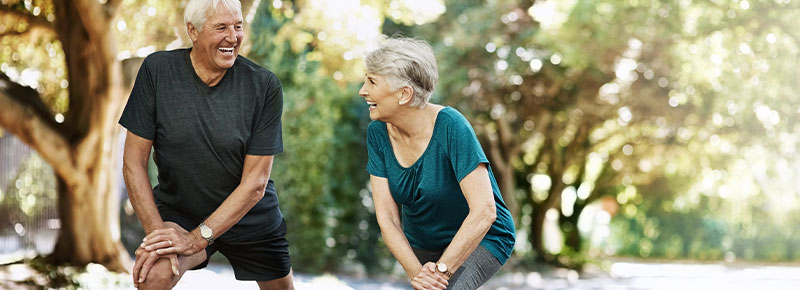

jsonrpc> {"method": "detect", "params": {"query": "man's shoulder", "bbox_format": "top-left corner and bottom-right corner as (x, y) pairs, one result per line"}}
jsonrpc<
(143, 49), (186, 64)
(235, 55), (277, 80)
(139, 49), (188, 74)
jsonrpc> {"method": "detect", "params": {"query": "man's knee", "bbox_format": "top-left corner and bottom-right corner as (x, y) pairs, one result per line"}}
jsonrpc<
(138, 259), (177, 290)
(257, 270), (294, 290)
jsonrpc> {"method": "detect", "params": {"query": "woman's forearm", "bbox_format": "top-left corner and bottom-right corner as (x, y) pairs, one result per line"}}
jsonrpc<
(377, 216), (424, 279)
(438, 203), (497, 271)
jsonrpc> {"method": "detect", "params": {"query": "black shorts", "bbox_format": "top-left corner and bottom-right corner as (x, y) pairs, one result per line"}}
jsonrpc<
(157, 203), (292, 281)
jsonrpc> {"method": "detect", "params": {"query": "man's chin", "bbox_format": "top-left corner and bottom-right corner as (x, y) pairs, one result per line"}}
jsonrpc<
(216, 58), (236, 69)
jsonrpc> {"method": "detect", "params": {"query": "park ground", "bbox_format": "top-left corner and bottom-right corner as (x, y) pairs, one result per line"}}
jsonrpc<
(2, 253), (800, 289)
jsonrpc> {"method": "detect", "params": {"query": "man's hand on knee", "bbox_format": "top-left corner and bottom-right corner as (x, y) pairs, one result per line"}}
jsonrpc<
(142, 222), (205, 257)
(134, 241), (179, 287)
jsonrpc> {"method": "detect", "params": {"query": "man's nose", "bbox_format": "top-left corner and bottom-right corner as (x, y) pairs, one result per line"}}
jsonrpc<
(225, 27), (238, 42)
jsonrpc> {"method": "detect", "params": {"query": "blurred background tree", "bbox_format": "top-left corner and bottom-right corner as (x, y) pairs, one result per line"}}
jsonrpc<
(402, 0), (800, 269)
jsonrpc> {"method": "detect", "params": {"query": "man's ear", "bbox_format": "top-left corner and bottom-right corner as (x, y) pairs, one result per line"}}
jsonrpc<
(187, 23), (199, 42)
(398, 86), (414, 105)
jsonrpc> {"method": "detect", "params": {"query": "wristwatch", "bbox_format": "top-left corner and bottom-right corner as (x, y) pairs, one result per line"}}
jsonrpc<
(198, 222), (215, 245)
(435, 262), (453, 279)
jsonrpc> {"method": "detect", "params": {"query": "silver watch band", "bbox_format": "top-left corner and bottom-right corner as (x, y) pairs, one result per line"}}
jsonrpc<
(199, 222), (215, 245)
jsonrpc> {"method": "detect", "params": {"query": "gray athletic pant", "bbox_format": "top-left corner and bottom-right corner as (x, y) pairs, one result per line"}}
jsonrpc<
(412, 245), (503, 290)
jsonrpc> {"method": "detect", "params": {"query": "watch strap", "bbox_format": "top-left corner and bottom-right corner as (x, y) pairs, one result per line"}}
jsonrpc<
(436, 262), (453, 279)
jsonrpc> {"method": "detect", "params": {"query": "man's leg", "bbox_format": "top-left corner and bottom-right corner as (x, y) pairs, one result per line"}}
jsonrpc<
(256, 269), (295, 290)
(137, 222), (208, 290)
(220, 219), (293, 289)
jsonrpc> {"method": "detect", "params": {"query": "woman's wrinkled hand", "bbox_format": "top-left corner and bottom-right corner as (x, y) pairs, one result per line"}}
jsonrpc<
(410, 262), (448, 290)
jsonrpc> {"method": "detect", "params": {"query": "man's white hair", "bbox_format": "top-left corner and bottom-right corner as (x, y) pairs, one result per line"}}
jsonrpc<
(364, 35), (439, 108)
(184, 0), (242, 32)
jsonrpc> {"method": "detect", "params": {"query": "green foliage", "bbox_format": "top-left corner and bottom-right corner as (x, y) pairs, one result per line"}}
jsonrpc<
(247, 3), (393, 274)
(611, 191), (800, 262)
(0, 154), (55, 218)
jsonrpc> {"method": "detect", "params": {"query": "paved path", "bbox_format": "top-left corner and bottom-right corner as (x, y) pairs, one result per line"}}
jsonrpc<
(4, 256), (800, 289)
(176, 264), (408, 290)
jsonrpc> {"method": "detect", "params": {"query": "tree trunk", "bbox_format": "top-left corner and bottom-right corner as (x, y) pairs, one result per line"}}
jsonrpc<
(562, 205), (583, 253)
(0, 0), (131, 272)
(47, 0), (129, 271)
(52, 171), (128, 272)
(486, 138), (519, 223)
(497, 162), (517, 220)
(530, 180), (565, 261)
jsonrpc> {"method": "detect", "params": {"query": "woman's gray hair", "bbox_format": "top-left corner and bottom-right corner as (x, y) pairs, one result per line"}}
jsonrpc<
(364, 35), (438, 108)
(184, 0), (242, 32)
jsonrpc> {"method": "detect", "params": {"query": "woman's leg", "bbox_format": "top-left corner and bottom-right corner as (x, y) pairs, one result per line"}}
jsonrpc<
(446, 246), (503, 290)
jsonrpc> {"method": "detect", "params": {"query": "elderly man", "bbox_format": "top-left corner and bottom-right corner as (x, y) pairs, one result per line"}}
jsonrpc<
(120, 0), (294, 289)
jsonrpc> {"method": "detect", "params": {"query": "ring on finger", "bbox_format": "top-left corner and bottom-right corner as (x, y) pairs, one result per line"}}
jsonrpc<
(168, 240), (173, 246)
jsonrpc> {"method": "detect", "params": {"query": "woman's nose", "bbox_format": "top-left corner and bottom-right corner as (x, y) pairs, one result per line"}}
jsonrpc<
(358, 85), (367, 97)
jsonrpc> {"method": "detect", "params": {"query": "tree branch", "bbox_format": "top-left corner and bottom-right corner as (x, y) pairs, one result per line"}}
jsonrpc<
(106, 0), (122, 15)
(0, 72), (73, 178)
(0, 4), (55, 33)
(67, 0), (110, 45)
(0, 27), (47, 38)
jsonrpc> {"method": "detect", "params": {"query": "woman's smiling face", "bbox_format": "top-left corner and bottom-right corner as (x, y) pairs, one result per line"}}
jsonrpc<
(359, 73), (403, 121)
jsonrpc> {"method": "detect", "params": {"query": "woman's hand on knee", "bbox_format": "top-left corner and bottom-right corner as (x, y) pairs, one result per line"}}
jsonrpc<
(411, 262), (448, 290)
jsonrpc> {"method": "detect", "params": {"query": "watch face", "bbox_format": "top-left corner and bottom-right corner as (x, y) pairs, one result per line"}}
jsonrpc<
(201, 226), (212, 238)
(437, 263), (447, 272)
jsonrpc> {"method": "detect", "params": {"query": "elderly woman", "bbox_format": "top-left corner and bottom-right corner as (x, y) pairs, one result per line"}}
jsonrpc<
(360, 36), (516, 290)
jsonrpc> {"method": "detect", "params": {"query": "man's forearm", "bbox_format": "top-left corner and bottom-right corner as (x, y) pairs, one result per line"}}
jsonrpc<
(191, 176), (267, 244)
(123, 162), (164, 233)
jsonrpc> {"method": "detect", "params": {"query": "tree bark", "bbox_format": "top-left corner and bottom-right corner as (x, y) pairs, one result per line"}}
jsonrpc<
(0, 0), (129, 272)
(50, 0), (128, 272)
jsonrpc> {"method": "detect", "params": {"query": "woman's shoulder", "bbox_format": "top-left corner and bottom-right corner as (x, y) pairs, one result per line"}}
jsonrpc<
(436, 106), (472, 129)
(367, 120), (387, 131)
(367, 120), (389, 138)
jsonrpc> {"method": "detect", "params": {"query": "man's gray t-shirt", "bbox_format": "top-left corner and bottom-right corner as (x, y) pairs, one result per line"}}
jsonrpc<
(119, 48), (284, 236)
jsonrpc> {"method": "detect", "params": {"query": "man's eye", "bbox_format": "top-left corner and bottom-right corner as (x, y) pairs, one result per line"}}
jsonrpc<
(235, 25), (243, 30)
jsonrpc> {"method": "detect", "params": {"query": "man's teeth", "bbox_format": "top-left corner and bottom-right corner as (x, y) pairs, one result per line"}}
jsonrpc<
(366, 102), (377, 107)
(218, 47), (234, 54)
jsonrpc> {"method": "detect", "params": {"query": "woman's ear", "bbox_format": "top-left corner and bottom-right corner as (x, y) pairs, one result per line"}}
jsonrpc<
(398, 86), (414, 105)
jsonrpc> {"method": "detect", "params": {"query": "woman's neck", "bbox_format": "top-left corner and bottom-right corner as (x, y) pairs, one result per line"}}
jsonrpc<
(388, 104), (442, 139)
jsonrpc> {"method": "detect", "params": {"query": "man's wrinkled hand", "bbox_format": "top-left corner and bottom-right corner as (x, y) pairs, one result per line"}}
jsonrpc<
(141, 223), (203, 257)
(132, 244), (178, 288)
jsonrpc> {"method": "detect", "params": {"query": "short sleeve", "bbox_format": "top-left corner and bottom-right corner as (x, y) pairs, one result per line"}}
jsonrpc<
(366, 121), (387, 177)
(446, 112), (489, 182)
(119, 57), (157, 140)
(247, 73), (284, 155)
